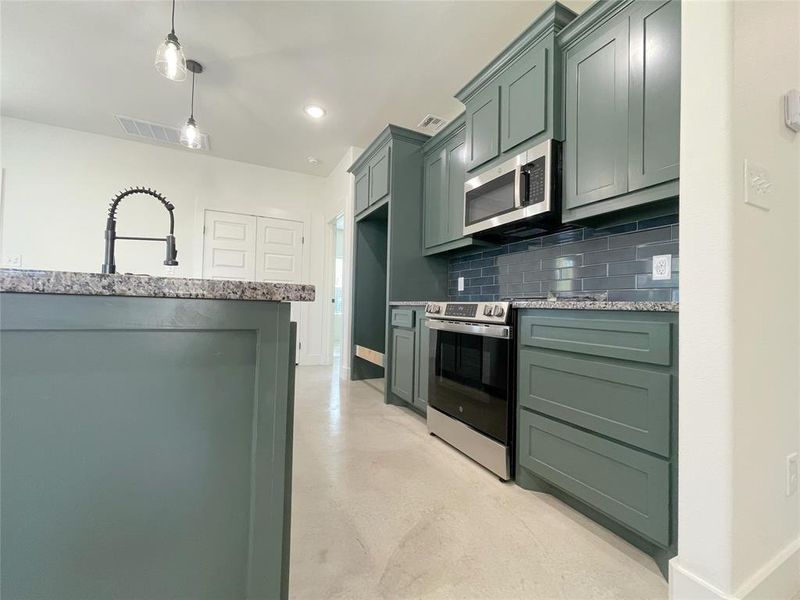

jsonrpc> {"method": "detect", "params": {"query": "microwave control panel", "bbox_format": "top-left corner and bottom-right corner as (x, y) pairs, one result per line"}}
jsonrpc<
(526, 156), (547, 205)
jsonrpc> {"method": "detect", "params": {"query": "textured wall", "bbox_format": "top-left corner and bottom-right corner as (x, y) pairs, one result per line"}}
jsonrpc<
(447, 214), (679, 302)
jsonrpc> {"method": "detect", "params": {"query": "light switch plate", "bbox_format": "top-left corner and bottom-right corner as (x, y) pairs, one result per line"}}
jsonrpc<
(787, 453), (798, 496)
(2, 254), (22, 268)
(652, 255), (672, 281)
(457, 276), (465, 292)
(744, 159), (772, 211)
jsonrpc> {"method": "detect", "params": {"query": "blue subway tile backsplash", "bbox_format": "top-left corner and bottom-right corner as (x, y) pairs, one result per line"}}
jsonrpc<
(447, 213), (679, 302)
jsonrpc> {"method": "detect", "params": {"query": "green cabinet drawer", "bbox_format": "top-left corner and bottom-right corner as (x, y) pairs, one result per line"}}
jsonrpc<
(518, 410), (670, 546)
(390, 308), (415, 329)
(518, 315), (671, 366)
(499, 44), (548, 153)
(465, 84), (500, 171)
(391, 328), (415, 403)
(354, 169), (369, 214)
(368, 144), (391, 205)
(519, 348), (672, 456)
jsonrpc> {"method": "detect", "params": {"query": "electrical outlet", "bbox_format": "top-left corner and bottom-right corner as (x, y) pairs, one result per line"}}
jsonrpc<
(457, 276), (465, 292)
(652, 255), (672, 281)
(787, 453), (798, 496)
(2, 254), (22, 268)
(744, 159), (772, 211)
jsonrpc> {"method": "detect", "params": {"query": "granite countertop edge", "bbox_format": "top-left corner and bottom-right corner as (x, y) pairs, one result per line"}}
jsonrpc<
(389, 299), (678, 312)
(0, 269), (316, 302)
(510, 299), (678, 312)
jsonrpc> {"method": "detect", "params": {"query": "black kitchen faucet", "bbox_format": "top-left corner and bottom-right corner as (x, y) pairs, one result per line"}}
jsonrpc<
(101, 187), (178, 274)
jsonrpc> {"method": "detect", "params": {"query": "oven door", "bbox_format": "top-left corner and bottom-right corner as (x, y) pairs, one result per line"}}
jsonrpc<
(427, 319), (513, 444)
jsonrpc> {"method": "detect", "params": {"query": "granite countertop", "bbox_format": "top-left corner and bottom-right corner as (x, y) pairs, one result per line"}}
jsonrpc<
(0, 269), (316, 302)
(511, 299), (678, 312)
(388, 300), (430, 306)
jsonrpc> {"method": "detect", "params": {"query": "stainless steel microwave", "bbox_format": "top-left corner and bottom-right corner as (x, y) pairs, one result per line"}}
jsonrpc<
(463, 139), (560, 237)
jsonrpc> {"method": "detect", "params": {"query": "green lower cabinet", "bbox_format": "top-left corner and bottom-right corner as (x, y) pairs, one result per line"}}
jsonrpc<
(518, 410), (670, 546)
(515, 308), (678, 578)
(414, 316), (430, 411)
(390, 327), (415, 403)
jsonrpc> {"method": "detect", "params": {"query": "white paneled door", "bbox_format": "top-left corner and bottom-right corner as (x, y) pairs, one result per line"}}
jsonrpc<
(203, 210), (306, 362)
(255, 216), (304, 283)
(202, 211), (257, 280)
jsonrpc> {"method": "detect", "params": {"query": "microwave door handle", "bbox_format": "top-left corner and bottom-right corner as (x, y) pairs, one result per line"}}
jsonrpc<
(514, 166), (528, 207)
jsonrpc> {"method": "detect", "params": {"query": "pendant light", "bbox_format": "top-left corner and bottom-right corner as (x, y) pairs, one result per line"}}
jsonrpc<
(180, 60), (203, 150)
(154, 0), (187, 81)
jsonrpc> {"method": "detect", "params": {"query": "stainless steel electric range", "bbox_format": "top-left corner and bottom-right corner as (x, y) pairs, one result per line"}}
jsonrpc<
(424, 301), (515, 481)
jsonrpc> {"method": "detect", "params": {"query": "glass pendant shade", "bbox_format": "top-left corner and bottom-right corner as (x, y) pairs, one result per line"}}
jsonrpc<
(155, 32), (187, 81)
(180, 116), (202, 149)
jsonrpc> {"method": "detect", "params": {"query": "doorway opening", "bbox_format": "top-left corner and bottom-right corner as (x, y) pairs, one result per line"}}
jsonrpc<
(330, 214), (345, 363)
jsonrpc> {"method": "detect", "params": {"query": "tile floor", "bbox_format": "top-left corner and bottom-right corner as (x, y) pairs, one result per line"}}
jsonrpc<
(289, 364), (669, 599)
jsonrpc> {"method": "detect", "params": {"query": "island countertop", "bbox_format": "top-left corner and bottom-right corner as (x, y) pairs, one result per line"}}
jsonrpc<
(0, 269), (315, 302)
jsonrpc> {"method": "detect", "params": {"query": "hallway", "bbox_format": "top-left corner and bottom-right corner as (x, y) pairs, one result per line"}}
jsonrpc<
(288, 365), (668, 599)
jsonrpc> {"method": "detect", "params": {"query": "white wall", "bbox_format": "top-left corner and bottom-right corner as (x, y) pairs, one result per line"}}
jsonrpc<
(672, 2), (800, 599)
(315, 145), (362, 375)
(0, 117), (335, 364)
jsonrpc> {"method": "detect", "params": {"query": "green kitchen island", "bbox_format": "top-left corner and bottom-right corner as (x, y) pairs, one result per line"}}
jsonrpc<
(0, 269), (314, 600)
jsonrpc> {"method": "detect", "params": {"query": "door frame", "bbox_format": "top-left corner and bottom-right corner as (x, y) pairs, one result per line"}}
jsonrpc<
(321, 212), (344, 366)
(198, 207), (312, 365)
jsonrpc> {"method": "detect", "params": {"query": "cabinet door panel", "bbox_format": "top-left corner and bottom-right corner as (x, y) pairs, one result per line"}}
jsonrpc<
(391, 328), (415, 403)
(519, 410), (670, 546)
(500, 45), (548, 153)
(445, 131), (467, 243)
(518, 348), (672, 456)
(565, 19), (630, 209)
(465, 85), (500, 171)
(423, 147), (447, 249)
(368, 145), (391, 204)
(354, 170), (369, 214)
(414, 317), (430, 411)
(629, 0), (680, 190)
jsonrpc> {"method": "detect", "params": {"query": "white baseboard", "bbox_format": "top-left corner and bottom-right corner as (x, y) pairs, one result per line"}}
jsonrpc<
(670, 539), (800, 600)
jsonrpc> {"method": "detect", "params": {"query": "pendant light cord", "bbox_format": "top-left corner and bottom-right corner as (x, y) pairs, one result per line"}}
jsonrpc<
(171, 0), (176, 34)
(190, 70), (195, 118)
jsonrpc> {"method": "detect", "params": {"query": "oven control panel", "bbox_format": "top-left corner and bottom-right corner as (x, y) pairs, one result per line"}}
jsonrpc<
(425, 302), (510, 324)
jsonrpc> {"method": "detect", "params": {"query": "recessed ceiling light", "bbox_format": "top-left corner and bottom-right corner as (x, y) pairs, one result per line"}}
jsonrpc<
(307, 156), (321, 166)
(304, 105), (326, 119)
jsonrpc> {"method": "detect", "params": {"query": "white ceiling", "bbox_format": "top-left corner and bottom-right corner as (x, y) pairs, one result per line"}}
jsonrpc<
(1, 0), (589, 177)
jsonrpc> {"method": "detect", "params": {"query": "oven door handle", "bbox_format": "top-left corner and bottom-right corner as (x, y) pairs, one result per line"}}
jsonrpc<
(427, 319), (512, 339)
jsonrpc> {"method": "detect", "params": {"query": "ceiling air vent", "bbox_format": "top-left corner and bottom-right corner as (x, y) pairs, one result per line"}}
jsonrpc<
(417, 114), (448, 133)
(115, 115), (210, 151)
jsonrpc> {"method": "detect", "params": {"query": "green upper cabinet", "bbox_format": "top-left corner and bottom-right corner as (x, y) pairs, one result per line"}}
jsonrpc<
(564, 19), (630, 210)
(500, 45), (548, 153)
(559, 0), (680, 222)
(422, 117), (483, 255)
(423, 146), (448, 248)
(464, 85), (500, 171)
(628, 0), (680, 190)
(354, 169), (370, 214)
(368, 144), (391, 204)
(456, 3), (578, 175)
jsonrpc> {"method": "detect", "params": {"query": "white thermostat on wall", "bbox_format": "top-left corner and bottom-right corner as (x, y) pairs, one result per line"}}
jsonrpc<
(786, 89), (800, 132)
